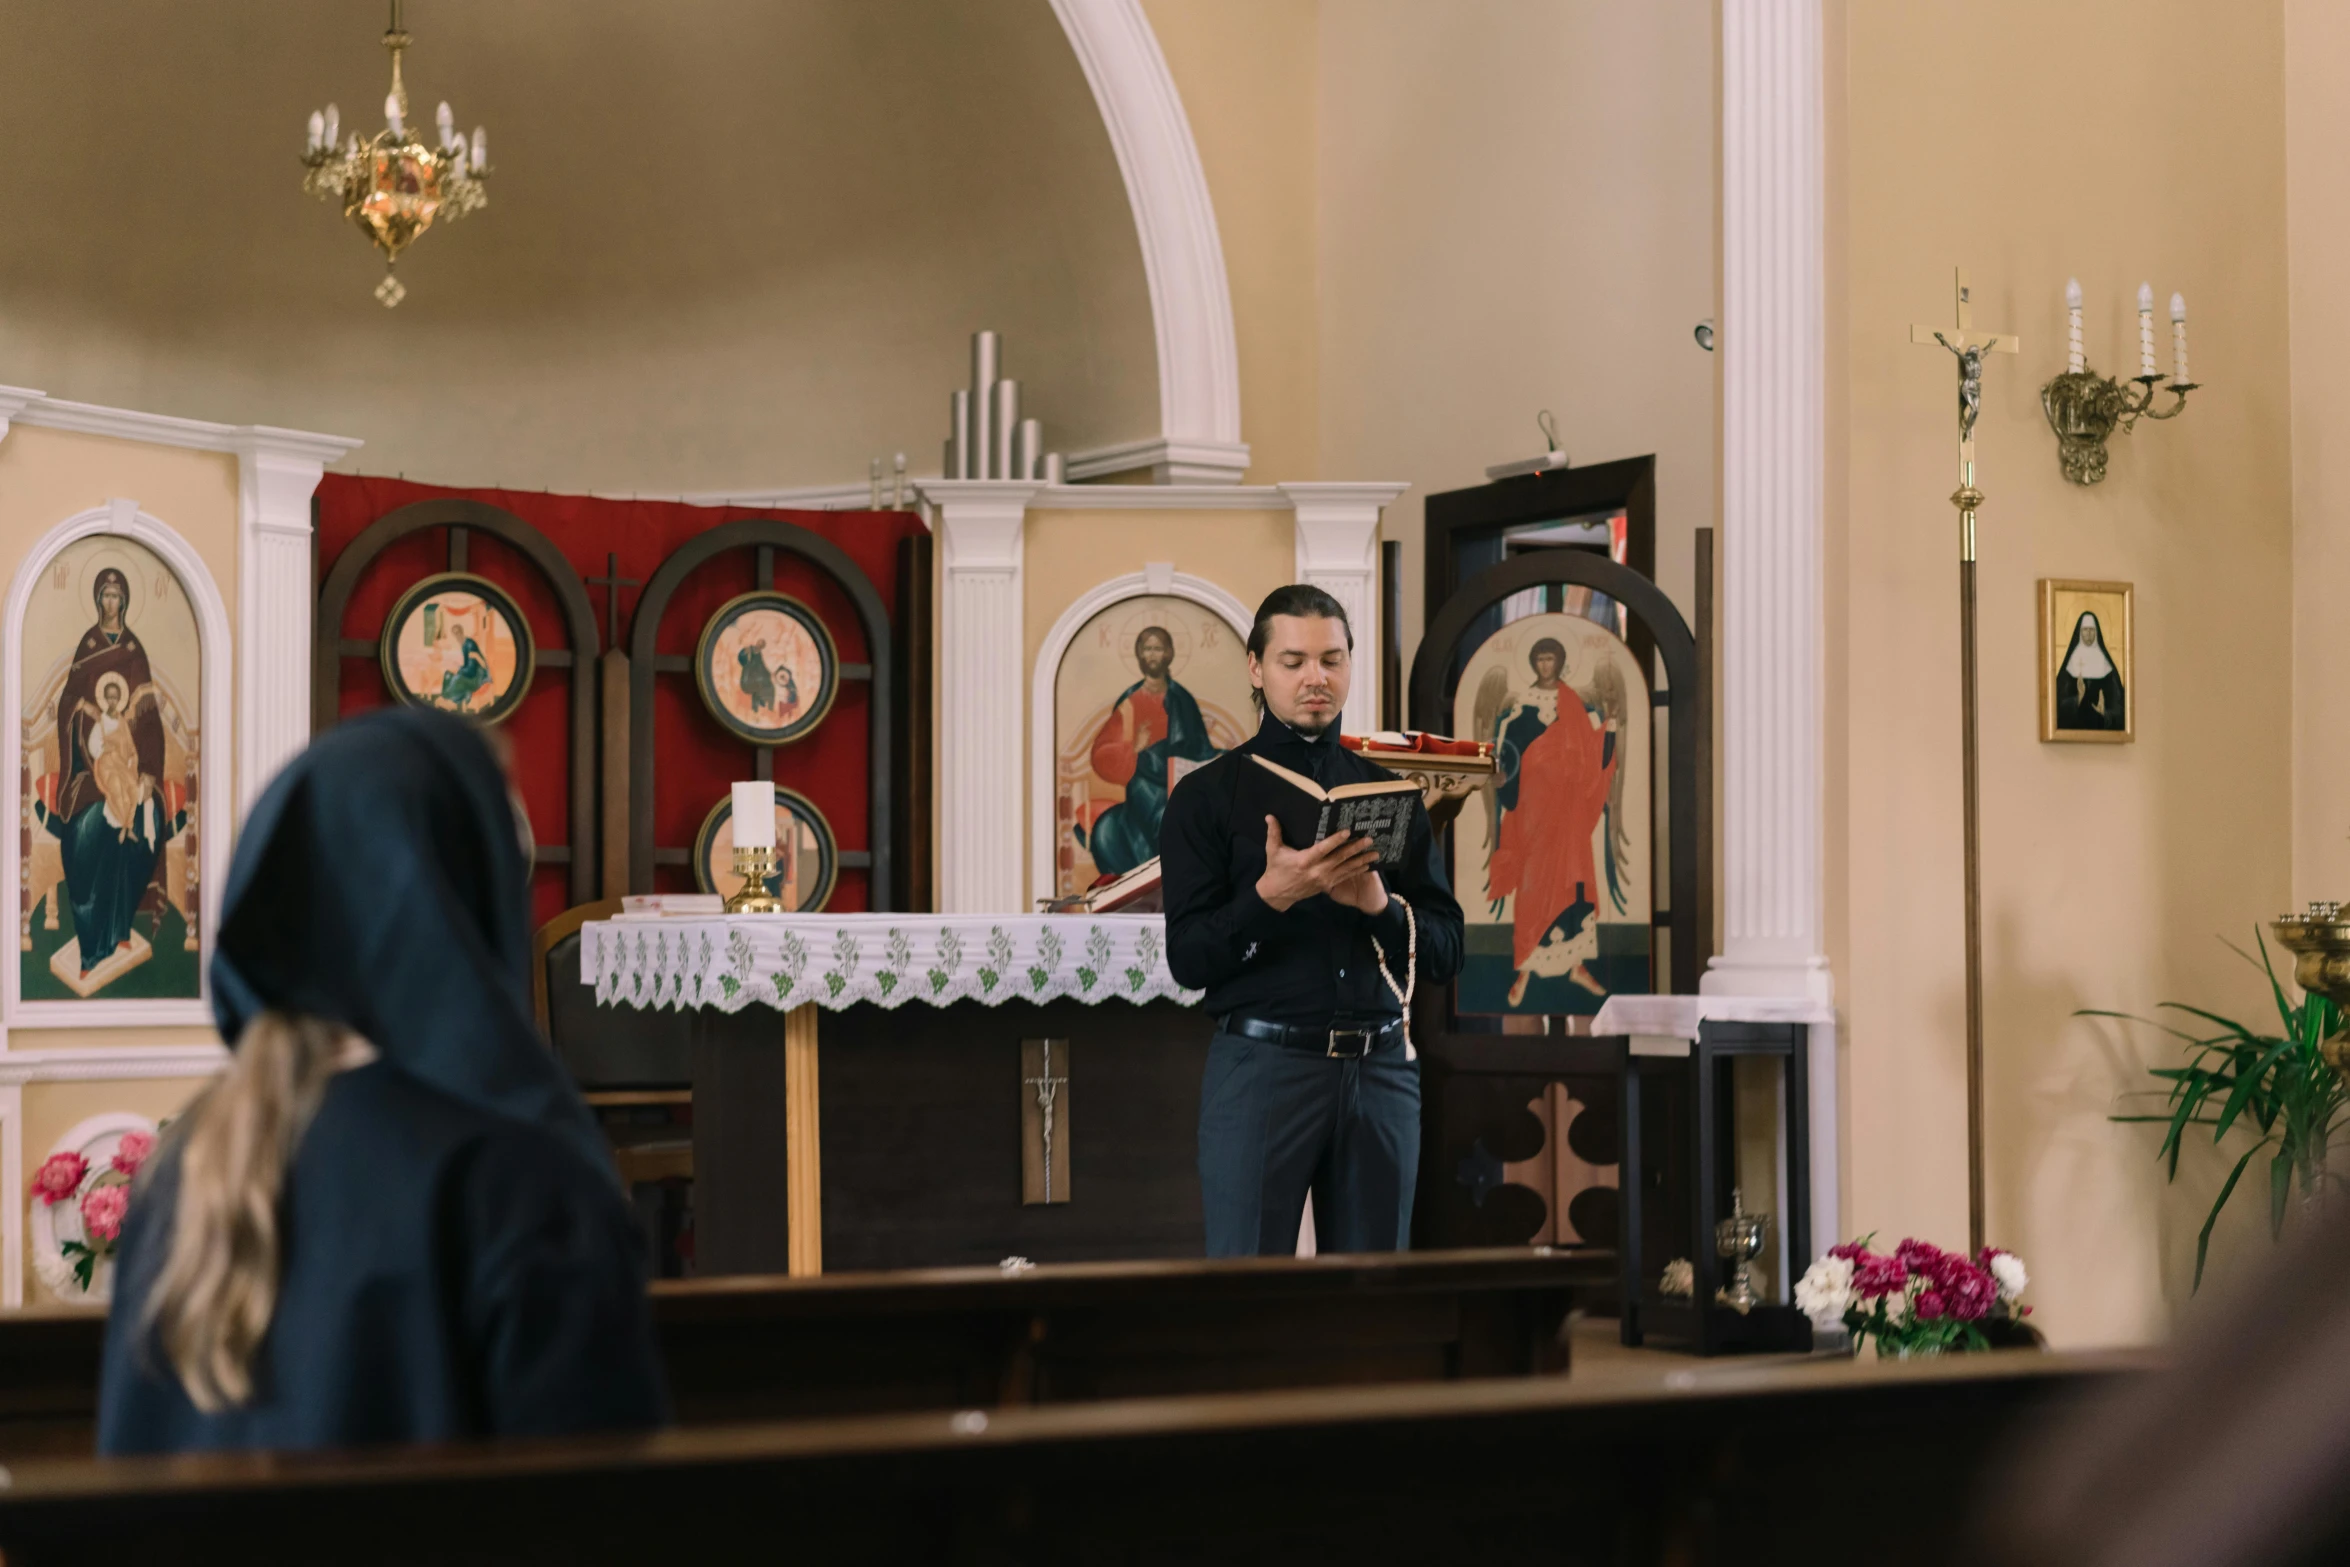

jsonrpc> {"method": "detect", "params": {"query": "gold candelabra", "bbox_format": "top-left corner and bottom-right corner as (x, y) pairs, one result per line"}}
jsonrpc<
(2040, 280), (2198, 485)
(299, 0), (490, 307)
(723, 846), (789, 915)
(2273, 903), (2350, 1078)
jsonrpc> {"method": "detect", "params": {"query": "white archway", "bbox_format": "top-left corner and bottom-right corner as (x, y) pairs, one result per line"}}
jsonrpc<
(1030, 565), (1253, 903)
(2, 498), (234, 1030)
(1050, 0), (1249, 484)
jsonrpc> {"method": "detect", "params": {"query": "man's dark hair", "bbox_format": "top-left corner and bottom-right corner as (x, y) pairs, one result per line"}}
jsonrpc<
(1134, 626), (1174, 656)
(1247, 584), (1353, 662)
(1528, 636), (1567, 673)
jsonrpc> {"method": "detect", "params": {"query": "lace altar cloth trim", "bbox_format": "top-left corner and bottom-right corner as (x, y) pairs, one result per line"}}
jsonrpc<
(584, 914), (1200, 1014)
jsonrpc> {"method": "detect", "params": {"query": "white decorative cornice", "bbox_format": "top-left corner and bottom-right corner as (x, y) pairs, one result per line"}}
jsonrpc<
(0, 1044), (227, 1084)
(1065, 435), (1251, 486)
(4, 393), (361, 464)
(0, 385), (45, 443)
(1049, 0), (1244, 467)
(1028, 483), (1291, 511)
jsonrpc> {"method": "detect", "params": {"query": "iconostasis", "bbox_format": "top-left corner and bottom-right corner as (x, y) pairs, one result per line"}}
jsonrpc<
(313, 475), (928, 928)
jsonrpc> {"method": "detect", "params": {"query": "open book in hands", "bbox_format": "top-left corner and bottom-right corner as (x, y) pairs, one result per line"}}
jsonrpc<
(1247, 755), (1421, 871)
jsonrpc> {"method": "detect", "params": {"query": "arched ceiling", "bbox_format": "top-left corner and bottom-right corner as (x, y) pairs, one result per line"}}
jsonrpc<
(0, 0), (1161, 493)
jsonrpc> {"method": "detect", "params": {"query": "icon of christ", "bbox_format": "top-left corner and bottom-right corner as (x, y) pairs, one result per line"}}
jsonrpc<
(1078, 626), (1221, 877)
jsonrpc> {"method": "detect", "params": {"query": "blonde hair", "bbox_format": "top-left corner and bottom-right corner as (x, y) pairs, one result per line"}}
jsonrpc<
(142, 1011), (352, 1412)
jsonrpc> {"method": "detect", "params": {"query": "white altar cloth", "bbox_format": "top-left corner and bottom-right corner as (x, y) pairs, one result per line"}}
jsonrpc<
(583, 913), (1199, 1014)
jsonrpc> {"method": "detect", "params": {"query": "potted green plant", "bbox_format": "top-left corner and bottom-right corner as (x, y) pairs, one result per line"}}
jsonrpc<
(2094, 931), (2349, 1288)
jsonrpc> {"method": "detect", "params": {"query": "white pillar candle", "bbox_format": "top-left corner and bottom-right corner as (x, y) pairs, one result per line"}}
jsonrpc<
(2137, 282), (2156, 378)
(731, 782), (776, 849)
(2170, 292), (2189, 384)
(2065, 277), (2084, 373)
(385, 93), (404, 138)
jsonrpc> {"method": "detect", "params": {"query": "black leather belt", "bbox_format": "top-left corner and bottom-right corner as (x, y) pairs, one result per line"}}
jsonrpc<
(1220, 1014), (1406, 1059)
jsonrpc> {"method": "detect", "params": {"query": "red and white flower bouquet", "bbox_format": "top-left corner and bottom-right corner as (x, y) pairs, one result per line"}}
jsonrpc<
(31, 1128), (155, 1297)
(1795, 1236), (2031, 1357)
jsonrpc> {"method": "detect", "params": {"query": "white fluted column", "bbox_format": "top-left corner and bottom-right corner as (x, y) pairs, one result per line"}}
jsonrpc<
(1706, 0), (1829, 1005)
(921, 480), (1042, 912)
(1707, 0), (1836, 1252)
(234, 428), (362, 821)
(1279, 482), (1408, 736)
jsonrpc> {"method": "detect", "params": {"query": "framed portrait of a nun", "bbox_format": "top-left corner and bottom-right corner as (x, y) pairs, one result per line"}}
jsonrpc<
(2039, 579), (2134, 744)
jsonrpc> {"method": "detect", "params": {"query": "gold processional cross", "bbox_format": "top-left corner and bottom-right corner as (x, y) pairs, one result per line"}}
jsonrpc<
(1910, 268), (2017, 1259)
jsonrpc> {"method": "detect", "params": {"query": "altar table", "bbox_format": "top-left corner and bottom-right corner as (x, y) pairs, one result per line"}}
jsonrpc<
(583, 915), (1202, 1277)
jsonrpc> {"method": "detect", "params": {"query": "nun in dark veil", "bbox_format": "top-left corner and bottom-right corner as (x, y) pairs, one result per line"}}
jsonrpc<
(98, 708), (666, 1454)
(2054, 611), (2127, 731)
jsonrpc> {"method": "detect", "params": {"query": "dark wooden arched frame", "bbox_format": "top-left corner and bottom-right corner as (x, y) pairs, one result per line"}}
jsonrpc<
(627, 519), (893, 906)
(315, 499), (602, 906)
(1409, 548), (1708, 996)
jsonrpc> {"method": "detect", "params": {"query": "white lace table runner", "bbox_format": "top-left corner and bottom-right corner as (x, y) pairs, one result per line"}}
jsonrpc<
(583, 914), (1200, 1014)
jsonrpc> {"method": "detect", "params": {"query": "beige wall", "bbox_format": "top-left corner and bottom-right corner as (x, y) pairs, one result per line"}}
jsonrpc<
(1020, 505), (1296, 906)
(1834, 0), (2293, 1344)
(2288, 0), (2350, 906)
(1317, 0), (1717, 661)
(1141, 0), (1323, 486)
(0, 1), (1158, 496)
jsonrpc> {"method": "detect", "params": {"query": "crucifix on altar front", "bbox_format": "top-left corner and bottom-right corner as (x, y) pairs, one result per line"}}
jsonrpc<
(1909, 267), (2019, 1259)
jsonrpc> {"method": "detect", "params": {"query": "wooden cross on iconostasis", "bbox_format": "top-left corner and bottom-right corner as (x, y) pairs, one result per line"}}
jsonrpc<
(1910, 268), (2018, 1258)
(587, 551), (641, 902)
(586, 552), (639, 650)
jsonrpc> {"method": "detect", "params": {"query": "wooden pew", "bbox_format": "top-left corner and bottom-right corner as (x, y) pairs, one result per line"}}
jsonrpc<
(0, 1348), (2159, 1566)
(0, 1247), (1606, 1455)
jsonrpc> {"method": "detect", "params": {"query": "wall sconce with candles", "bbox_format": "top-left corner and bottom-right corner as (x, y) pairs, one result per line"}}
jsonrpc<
(2040, 279), (2198, 485)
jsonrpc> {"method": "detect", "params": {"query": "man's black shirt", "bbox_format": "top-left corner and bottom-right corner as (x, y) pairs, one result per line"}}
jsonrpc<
(1162, 712), (1464, 1027)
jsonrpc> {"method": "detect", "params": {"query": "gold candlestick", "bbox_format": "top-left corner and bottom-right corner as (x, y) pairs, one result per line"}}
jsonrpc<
(724, 845), (788, 914)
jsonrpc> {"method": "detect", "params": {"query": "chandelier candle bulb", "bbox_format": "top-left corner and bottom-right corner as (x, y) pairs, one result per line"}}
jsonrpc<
(2065, 278), (2084, 374)
(436, 101), (455, 149)
(731, 783), (777, 849)
(470, 127), (486, 173)
(307, 110), (325, 153)
(324, 103), (339, 146)
(2137, 282), (2157, 378)
(385, 93), (403, 138)
(2171, 293), (2189, 384)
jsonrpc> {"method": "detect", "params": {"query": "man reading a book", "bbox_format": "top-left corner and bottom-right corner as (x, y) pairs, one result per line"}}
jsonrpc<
(1162, 585), (1464, 1257)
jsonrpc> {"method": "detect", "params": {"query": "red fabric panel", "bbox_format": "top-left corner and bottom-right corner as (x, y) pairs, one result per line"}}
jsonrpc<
(316, 475), (926, 927)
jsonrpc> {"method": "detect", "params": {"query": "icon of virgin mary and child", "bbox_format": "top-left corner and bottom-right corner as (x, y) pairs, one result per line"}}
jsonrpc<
(31, 568), (190, 980)
(1475, 635), (1634, 1006)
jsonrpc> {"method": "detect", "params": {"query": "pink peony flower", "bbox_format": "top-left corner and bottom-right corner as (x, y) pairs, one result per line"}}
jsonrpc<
(1894, 1238), (1949, 1275)
(78, 1184), (128, 1245)
(32, 1152), (87, 1207)
(110, 1131), (155, 1178)
(1852, 1253), (1908, 1300)
(1914, 1288), (1949, 1320)
(1937, 1262), (1997, 1321)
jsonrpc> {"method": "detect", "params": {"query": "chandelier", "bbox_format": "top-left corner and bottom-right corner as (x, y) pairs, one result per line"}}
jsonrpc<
(298, 0), (490, 308)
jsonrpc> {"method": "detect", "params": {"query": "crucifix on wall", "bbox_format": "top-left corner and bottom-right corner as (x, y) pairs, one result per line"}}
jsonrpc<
(1909, 267), (2019, 1258)
(1021, 1037), (1071, 1205)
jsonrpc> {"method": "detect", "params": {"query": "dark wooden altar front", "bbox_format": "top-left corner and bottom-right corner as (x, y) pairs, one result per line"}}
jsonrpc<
(694, 997), (1212, 1277)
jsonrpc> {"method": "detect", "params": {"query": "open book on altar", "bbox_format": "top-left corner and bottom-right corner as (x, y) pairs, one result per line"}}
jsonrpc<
(1043, 856), (1163, 915)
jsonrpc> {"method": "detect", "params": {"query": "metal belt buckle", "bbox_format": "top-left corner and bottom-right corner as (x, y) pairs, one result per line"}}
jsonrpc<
(1326, 1027), (1374, 1059)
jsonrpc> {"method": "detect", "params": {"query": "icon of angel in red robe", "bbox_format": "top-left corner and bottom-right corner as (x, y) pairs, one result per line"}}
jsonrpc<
(1473, 636), (1633, 1007)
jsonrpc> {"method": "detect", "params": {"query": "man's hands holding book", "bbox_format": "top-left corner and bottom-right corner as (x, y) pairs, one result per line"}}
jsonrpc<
(1255, 816), (1389, 916)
